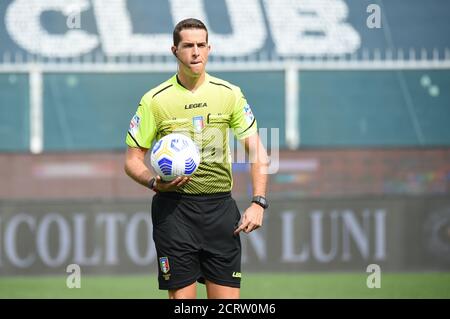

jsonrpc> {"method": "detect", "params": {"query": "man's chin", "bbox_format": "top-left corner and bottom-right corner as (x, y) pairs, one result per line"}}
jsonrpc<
(189, 65), (204, 76)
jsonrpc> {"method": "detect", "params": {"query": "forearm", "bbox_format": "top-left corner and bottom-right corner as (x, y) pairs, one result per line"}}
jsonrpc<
(248, 135), (269, 197)
(250, 160), (268, 197)
(125, 158), (153, 188)
(235, 135), (268, 235)
(124, 148), (153, 188)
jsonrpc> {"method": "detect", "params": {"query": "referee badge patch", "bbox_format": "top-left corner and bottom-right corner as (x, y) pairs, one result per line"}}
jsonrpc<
(193, 116), (205, 133)
(128, 114), (140, 136)
(159, 257), (170, 274)
(243, 104), (255, 125)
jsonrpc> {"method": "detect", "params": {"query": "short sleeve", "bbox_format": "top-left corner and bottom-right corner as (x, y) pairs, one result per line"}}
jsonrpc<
(229, 88), (257, 140)
(125, 96), (157, 149)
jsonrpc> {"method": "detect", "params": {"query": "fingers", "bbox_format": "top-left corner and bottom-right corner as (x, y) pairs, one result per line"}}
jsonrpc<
(176, 176), (190, 187)
(156, 176), (190, 190)
(234, 213), (263, 235)
(245, 223), (260, 234)
(168, 176), (182, 186)
(234, 216), (257, 235)
(170, 176), (189, 187)
(234, 222), (260, 235)
(234, 214), (247, 235)
(234, 223), (246, 235)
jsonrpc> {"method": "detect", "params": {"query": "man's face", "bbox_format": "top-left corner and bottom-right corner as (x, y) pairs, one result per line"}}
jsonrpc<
(173, 28), (210, 76)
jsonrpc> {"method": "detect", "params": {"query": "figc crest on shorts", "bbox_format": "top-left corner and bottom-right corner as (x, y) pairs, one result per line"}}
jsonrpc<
(159, 257), (170, 274)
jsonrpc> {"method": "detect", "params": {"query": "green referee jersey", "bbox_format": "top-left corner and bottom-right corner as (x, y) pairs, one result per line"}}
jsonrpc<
(126, 73), (258, 194)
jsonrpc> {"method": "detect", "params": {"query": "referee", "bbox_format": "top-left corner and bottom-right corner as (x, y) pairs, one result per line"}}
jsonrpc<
(124, 18), (269, 299)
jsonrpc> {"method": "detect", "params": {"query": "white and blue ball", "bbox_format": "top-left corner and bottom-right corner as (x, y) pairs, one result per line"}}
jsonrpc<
(150, 133), (200, 181)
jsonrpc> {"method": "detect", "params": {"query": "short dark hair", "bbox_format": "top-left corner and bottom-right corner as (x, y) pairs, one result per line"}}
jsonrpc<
(173, 18), (208, 47)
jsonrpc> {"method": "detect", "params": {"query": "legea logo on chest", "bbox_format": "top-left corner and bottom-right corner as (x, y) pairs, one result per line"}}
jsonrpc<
(185, 102), (208, 110)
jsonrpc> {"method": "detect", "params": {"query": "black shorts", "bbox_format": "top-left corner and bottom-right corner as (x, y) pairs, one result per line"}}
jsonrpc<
(151, 191), (242, 290)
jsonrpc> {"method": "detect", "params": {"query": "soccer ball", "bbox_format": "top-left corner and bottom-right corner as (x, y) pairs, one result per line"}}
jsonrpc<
(150, 133), (200, 181)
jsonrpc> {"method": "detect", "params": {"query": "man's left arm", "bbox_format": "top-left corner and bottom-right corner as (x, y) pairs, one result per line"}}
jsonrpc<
(234, 133), (269, 235)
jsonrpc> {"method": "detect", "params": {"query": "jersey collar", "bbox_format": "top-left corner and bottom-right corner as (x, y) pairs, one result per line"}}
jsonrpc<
(174, 73), (209, 95)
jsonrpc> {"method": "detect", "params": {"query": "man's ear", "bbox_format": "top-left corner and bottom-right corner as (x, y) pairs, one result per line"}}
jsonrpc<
(171, 46), (177, 56)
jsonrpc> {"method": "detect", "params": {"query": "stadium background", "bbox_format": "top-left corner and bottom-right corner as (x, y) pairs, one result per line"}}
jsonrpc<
(0, 0), (449, 298)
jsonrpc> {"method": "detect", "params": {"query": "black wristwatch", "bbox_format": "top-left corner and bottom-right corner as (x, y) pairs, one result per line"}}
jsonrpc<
(148, 177), (157, 192)
(252, 196), (269, 209)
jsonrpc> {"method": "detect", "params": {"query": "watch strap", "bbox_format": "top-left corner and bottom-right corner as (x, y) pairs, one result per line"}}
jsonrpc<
(252, 195), (268, 209)
(148, 177), (157, 192)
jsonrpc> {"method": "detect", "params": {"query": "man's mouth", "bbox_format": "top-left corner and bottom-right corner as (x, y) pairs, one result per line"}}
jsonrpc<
(190, 61), (201, 65)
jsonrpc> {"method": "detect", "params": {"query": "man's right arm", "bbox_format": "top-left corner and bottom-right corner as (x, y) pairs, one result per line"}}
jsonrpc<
(124, 146), (153, 188)
(124, 146), (191, 191)
(125, 94), (191, 190)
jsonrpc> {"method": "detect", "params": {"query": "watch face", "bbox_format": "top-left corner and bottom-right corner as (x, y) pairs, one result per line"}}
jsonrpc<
(253, 196), (268, 208)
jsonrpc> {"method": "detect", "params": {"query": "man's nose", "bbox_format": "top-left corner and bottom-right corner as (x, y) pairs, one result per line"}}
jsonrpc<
(193, 45), (200, 55)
